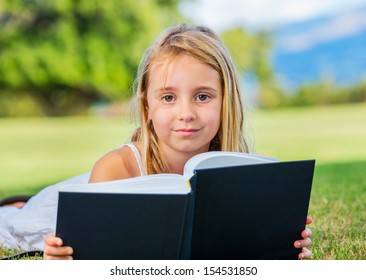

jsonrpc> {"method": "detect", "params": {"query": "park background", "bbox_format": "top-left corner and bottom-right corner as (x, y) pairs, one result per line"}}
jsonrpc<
(0, 0), (365, 259)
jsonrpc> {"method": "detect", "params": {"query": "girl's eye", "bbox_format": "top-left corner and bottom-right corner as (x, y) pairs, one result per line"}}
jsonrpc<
(195, 94), (211, 102)
(161, 95), (175, 103)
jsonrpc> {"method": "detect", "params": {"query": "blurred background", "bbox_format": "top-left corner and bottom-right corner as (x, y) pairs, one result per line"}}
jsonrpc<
(0, 0), (365, 259)
(1, 0), (365, 193)
(0, 0), (366, 117)
(1, 0), (365, 116)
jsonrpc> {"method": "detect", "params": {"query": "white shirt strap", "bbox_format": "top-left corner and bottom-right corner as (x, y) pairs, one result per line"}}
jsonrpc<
(124, 143), (145, 176)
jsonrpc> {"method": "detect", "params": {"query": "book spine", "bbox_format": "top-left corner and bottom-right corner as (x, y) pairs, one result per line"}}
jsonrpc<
(178, 174), (198, 259)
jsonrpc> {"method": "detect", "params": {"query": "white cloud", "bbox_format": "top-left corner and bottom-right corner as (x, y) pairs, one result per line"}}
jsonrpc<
(180, 0), (366, 30)
(280, 10), (366, 52)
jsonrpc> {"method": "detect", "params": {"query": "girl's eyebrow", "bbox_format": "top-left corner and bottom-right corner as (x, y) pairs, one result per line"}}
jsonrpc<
(154, 85), (218, 93)
(194, 86), (218, 93)
(154, 86), (176, 93)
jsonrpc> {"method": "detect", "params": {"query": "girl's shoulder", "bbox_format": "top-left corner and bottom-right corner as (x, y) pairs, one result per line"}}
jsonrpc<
(88, 142), (143, 183)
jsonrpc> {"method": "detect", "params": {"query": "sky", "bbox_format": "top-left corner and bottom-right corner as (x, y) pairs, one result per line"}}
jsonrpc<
(180, 0), (366, 31)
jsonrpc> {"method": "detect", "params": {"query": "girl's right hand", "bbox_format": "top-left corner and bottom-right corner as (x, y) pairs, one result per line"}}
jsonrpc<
(43, 233), (73, 260)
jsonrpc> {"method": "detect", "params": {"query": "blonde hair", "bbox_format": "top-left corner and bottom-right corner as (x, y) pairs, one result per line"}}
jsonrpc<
(131, 23), (248, 174)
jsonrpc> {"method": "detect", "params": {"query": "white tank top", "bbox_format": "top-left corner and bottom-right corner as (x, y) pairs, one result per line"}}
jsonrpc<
(124, 143), (145, 176)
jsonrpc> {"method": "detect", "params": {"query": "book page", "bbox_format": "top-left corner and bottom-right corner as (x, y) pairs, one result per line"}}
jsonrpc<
(183, 151), (277, 178)
(58, 174), (190, 194)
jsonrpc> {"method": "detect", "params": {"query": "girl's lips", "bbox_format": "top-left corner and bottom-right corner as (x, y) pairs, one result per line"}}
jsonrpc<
(175, 128), (200, 136)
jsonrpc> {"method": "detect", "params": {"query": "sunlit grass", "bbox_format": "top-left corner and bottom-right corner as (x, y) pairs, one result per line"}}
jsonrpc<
(0, 116), (136, 196)
(309, 161), (366, 259)
(248, 103), (366, 164)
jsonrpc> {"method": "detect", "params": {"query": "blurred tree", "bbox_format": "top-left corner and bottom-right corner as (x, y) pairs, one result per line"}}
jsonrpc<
(221, 28), (284, 108)
(0, 0), (185, 115)
(286, 79), (366, 107)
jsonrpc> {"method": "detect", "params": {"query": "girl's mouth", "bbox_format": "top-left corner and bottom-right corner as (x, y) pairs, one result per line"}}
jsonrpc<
(174, 128), (200, 136)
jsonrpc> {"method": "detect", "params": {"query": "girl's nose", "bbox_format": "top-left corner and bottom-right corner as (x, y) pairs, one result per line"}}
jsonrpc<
(178, 101), (196, 122)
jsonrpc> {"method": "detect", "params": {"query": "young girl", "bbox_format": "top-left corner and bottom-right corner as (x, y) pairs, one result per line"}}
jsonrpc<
(43, 23), (312, 260)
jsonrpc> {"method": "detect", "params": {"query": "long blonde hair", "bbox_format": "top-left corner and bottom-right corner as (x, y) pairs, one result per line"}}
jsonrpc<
(131, 23), (248, 174)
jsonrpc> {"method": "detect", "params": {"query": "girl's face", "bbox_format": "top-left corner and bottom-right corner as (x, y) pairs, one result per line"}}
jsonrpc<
(146, 53), (222, 157)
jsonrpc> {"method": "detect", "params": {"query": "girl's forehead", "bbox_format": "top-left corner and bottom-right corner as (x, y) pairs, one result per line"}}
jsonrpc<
(151, 53), (185, 70)
(149, 53), (218, 78)
(151, 52), (207, 70)
(149, 54), (220, 86)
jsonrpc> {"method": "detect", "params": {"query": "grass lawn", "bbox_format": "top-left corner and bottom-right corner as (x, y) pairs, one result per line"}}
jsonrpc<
(0, 103), (365, 259)
(310, 161), (366, 259)
(0, 116), (136, 197)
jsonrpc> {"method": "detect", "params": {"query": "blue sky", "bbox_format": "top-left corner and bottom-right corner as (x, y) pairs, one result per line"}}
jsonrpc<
(180, 0), (366, 31)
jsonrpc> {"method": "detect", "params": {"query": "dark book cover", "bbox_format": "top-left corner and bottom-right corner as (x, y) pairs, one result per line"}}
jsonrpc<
(56, 192), (190, 260)
(189, 160), (315, 260)
(56, 159), (315, 260)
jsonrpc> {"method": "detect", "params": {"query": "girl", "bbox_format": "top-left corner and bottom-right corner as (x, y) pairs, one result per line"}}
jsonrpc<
(44, 23), (312, 260)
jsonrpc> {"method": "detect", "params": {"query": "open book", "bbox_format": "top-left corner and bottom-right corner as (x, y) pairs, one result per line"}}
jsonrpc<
(56, 151), (315, 260)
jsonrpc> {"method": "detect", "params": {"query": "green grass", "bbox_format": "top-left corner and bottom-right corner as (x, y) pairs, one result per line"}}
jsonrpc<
(0, 103), (365, 259)
(0, 247), (43, 260)
(310, 161), (366, 259)
(0, 116), (136, 197)
(247, 103), (366, 164)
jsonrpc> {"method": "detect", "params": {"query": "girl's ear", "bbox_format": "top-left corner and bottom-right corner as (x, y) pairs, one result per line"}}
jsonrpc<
(145, 105), (151, 120)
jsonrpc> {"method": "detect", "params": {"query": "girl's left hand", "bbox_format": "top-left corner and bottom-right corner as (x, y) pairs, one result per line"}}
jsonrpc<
(294, 216), (313, 259)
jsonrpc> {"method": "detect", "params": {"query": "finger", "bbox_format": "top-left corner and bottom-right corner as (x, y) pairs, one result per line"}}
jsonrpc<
(306, 216), (313, 225)
(44, 233), (63, 247)
(44, 253), (73, 260)
(294, 237), (312, 248)
(299, 248), (312, 260)
(301, 228), (312, 239)
(43, 244), (73, 257)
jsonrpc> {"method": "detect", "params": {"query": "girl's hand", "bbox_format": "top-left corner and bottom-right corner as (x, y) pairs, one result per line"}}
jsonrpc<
(294, 216), (313, 259)
(43, 233), (73, 260)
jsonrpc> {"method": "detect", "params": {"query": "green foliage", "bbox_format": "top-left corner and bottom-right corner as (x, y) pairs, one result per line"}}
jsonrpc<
(221, 28), (272, 81)
(0, 91), (44, 117)
(252, 79), (366, 109)
(0, 0), (184, 115)
(285, 80), (366, 107)
(220, 28), (286, 108)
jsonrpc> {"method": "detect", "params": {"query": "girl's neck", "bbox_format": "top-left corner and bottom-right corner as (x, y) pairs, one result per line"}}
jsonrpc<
(165, 154), (191, 175)
(160, 145), (210, 175)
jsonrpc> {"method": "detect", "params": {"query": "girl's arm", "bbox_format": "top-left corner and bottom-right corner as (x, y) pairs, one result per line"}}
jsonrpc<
(89, 146), (137, 183)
